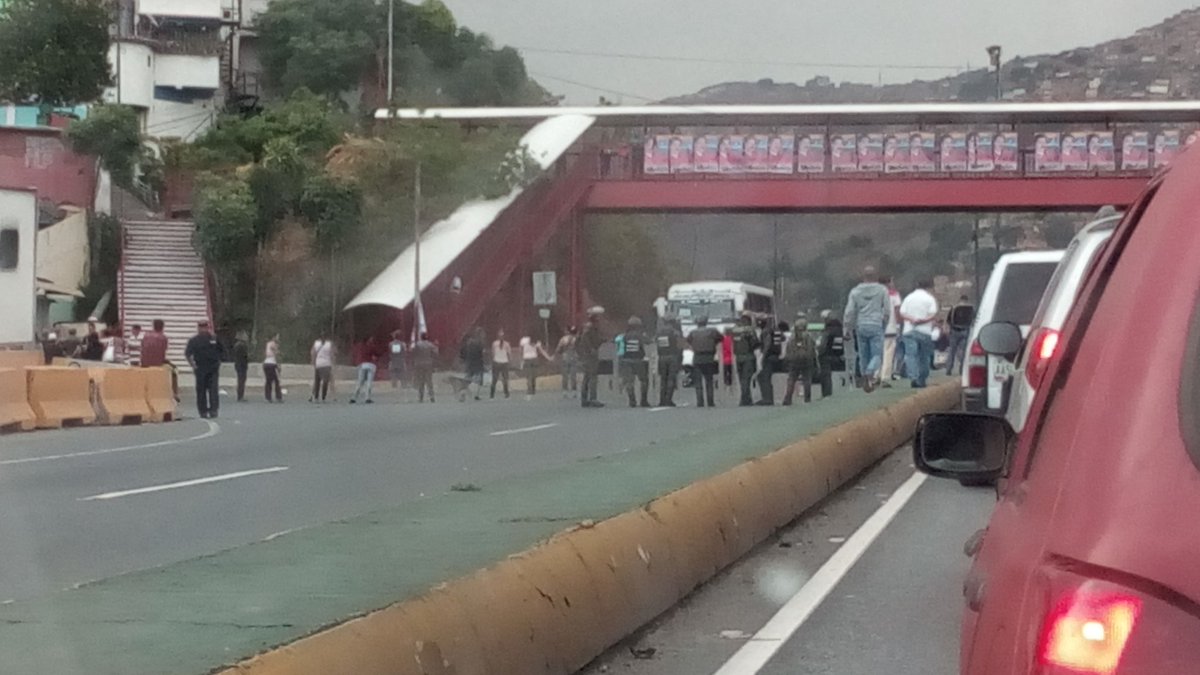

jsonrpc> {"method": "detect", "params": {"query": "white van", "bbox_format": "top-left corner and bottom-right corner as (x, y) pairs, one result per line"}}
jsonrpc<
(667, 281), (773, 337)
(962, 250), (1064, 413)
(1003, 215), (1119, 431)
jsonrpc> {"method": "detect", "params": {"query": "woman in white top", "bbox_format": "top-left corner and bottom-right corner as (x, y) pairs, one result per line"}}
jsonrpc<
(310, 333), (335, 402)
(519, 336), (554, 398)
(263, 333), (282, 402)
(490, 329), (513, 399)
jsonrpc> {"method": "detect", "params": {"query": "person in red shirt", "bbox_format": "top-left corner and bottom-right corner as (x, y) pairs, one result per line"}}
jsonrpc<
(140, 319), (169, 368)
(721, 332), (734, 389)
(349, 336), (380, 404)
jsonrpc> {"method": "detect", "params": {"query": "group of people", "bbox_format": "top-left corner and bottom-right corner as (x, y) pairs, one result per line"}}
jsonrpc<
(451, 327), (578, 403)
(40, 320), (169, 368)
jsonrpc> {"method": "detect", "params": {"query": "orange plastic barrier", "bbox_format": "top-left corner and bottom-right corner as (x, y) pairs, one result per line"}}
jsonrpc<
(0, 350), (43, 370)
(26, 367), (97, 429)
(89, 368), (151, 426)
(0, 368), (35, 432)
(143, 366), (177, 423)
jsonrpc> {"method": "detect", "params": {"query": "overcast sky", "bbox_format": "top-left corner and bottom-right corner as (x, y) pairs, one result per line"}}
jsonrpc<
(439, 0), (1200, 104)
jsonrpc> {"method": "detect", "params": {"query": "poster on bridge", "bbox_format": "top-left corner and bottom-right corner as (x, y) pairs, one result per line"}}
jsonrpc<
(1153, 129), (1180, 168)
(1119, 131), (1149, 170)
(857, 133), (884, 171)
(718, 135), (745, 173)
(993, 132), (1019, 171)
(744, 134), (771, 173)
(908, 132), (936, 171)
(1033, 132), (1062, 172)
(939, 132), (967, 171)
(883, 133), (910, 173)
(668, 135), (694, 173)
(830, 133), (858, 172)
(766, 134), (795, 174)
(967, 131), (995, 172)
(1086, 131), (1116, 170)
(1061, 132), (1090, 171)
(643, 135), (670, 174)
(693, 134), (720, 173)
(796, 133), (826, 173)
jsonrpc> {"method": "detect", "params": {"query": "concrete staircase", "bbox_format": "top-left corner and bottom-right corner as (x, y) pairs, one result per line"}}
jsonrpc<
(119, 220), (212, 365)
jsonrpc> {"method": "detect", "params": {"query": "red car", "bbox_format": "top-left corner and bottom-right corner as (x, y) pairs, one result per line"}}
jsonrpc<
(915, 146), (1200, 673)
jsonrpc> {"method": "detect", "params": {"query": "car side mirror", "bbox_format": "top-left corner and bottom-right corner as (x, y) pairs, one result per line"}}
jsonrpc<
(913, 412), (1015, 481)
(977, 321), (1023, 360)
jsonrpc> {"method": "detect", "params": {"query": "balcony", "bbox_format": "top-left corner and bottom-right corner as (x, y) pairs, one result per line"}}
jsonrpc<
(155, 54), (220, 91)
(137, 0), (222, 21)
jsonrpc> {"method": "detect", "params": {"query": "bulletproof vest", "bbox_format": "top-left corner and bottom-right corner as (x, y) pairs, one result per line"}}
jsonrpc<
(767, 328), (785, 356)
(623, 331), (645, 359)
(656, 328), (680, 356)
(732, 325), (756, 358)
(829, 334), (845, 356)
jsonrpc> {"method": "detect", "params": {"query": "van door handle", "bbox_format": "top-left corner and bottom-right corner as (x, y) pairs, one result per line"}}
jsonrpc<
(963, 572), (986, 612)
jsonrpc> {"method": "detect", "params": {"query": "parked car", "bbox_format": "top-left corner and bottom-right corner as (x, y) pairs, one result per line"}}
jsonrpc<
(915, 151), (1200, 674)
(1004, 215), (1119, 431)
(962, 250), (1064, 413)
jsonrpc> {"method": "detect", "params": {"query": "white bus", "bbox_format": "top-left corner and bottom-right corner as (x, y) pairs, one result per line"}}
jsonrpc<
(666, 281), (774, 336)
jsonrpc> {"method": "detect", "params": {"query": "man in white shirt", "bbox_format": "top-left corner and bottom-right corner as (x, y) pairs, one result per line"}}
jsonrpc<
(491, 329), (512, 399)
(879, 276), (902, 384)
(900, 279), (939, 389)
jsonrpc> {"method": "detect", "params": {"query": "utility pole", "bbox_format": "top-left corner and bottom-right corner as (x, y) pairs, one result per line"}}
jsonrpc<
(413, 161), (423, 336)
(987, 45), (1002, 101)
(387, 0), (395, 104)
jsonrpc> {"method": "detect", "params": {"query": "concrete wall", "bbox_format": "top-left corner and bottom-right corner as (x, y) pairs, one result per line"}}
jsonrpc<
(0, 188), (38, 344)
(155, 54), (221, 90)
(137, 0), (222, 20)
(105, 42), (156, 110)
(0, 128), (98, 210)
(36, 208), (89, 293)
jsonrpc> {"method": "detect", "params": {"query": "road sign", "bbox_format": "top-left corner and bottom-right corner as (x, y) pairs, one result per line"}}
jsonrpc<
(538, 308), (551, 320)
(532, 271), (557, 306)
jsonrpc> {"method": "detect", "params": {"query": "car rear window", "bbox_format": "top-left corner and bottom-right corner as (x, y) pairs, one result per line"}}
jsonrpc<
(992, 262), (1059, 326)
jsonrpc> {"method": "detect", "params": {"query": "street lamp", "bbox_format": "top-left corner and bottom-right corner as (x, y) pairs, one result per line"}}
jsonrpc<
(987, 45), (1002, 101)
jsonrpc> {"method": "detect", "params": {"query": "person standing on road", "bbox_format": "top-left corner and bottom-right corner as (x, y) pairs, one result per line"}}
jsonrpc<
(263, 333), (283, 402)
(730, 313), (761, 407)
(520, 335), (553, 399)
(578, 307), (606, 408)
(388, 331), (408, 390)
(140, 320), (168, 368)
(350, 336), (380, 404)
(757, 317), (785, 405)
(556, 327), (580, 398)
(232, 332), (250, 402)
(688, 315), (722, 407)
(490, 329), (513, 399)
(843, 266), (891, 392)
(126, 324), (144, 366)
(655, 315), (684, 407)
(783, 315), (821, 405)
(901, 279), (940, 389)
(411, 333), (438, 403)
(720, 331), (734, 390)
(619, 316), (651, 407)
(879, 276), (902, 386)
(819, 316), (846, 397)
(310, 332), (335, 403)
(185, 320), (224, 419)
(945, 295), (975, 376)
(460, 327), (486, 401)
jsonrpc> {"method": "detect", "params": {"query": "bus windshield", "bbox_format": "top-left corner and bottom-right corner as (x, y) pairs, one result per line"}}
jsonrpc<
(670, 300), (737, 324)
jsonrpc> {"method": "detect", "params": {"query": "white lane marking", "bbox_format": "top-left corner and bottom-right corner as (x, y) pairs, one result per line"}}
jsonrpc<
(712, 472), (928, 675)
(79, 466), (288, 501)
(489, 423), (559, 437)
(1, 420), (219, 466)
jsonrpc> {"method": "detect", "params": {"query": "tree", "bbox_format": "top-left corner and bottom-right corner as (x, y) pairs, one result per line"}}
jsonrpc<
(68, 105), (142, 190)
(194, 175), (258, 266)
(0, 0), (110, 107)
(258, 0), (382, 97)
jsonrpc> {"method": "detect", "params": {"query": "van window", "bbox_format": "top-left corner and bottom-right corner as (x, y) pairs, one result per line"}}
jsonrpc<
(746, 293), (773, 315)
(0, 228), (18, 271)
(991, 262), (1058, 326)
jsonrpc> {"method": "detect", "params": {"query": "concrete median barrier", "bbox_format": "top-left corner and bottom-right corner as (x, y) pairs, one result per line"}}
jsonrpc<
(90, 368), (151, 426)
(0, 350), (43, 370)
(0, 368), (35, 432)
(218, 382), (958, 675)
(26, 366), (97, 429)
(143, 366), (177, 422)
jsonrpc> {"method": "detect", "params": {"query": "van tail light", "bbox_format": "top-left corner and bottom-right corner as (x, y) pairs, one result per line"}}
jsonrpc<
(1035, 571), (1200, 675)
(1025, 328), (1061, 390)
(967, 340), (987, 388)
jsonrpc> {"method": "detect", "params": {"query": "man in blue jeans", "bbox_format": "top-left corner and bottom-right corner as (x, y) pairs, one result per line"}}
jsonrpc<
(900, 279), (940, 388)
(843, 266), (891, 392)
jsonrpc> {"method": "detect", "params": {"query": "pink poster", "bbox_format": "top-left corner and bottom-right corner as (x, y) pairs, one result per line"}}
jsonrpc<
(643, 136), (670, 174)
(668, 135), (694, 173)
(1033, 132), (1062, 172)
(992, 132), (1019, 171)
(796, 133), (826, 173)
(693, 134), (720, 173)
(718, 135), (745, 174)
(908, 132), (936, 172)
(1086, 131), (1115, 171)
(1153, 130), (1181, 168)
(939, 133), (967, 171)
(857, 133), (883, 171)
(1119, 131), (1149, 170)
(1061, 132), (1089, 171)
(830, 134), (857, 172)
(883, 134), (910, 173)
(967, 132), (995, 172)
(766, 135), (794, 174)
(743, 134), (771, 173)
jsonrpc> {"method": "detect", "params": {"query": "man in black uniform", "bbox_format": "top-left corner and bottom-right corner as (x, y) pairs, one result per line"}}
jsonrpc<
(783, 314), (821, 405)
(730, 313), (761, 407)
(620, 316), (651, 408)
(757, 317), (785, 405)
(578, 307), (606, 408)
(185, 320), (225, 419)
(655, 315), (683, 407)
(687, 316), (722, 407)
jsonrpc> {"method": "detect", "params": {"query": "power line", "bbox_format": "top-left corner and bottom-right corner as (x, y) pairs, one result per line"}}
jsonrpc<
(527, 70), (655, 102)
(146, 109), (213, 131)
(517, 46), (965, 72)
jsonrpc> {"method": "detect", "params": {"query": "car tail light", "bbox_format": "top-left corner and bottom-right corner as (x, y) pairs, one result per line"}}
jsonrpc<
(967, 339), (987, 388)
(1024, 328), (1061, 390)
(1035, 572), (1200, 675)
